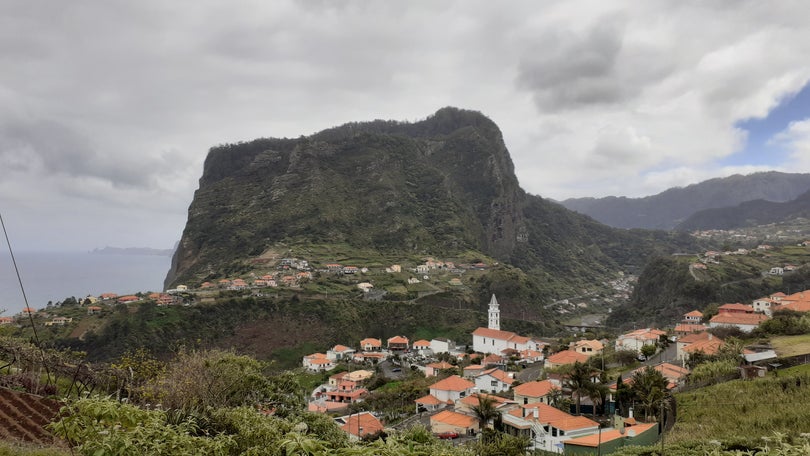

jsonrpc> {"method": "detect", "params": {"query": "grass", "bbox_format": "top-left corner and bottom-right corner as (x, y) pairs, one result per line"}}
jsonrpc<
(668, 369), (810, 446)
(770, 333), (810, 357)
(0, 443), (67, 456)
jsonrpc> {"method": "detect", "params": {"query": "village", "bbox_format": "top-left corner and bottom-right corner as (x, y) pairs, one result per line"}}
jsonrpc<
(3, 250), (810, 454)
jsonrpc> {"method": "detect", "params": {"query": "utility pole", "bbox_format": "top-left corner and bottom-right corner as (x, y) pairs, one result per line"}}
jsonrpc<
(660, 397), (665, 456)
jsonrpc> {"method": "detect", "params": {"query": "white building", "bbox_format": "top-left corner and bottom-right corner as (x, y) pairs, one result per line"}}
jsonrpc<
(472, 295), (543, 354)
(474, 368), (514, 394)
(430, 338), (454, 354)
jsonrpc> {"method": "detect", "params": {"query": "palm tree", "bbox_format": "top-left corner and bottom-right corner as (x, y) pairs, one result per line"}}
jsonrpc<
(471, 394), (499, 433)
(630, 366), (668, 421)
(565, 361), (594, 415)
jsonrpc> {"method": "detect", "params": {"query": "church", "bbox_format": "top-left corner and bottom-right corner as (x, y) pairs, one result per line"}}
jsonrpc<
(472, 295), (544, 355)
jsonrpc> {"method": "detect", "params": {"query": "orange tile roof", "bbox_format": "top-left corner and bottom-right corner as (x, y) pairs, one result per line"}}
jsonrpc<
(413, 339), (431, 348)
(674, 323), (707, 333)
(431, 410), (477, 428)
(684, 310), (703, 317)
(360, 338), (381, 347)
(780, 300), (810, 312)
(340, 412), (383, 438)
(572, 339), (604, 351)
(464, 364), (484, 371)
(549, 416), (599, 431)
(718, 303), (754, 312)
(621, 328), (666, 340)
(458, 393), (511, 408)
(430, 375), (475, 392)
(427, 361), (455, 370)
(684, 338), (725, 356)
(482, 354), (503, 364)
(415, 394), (442, 405)
(710, 313), (768, 325)
(473, 327), (518, 340)
(678, 331), (712, 344)
(513, 403), (573, 424)
(480, 368), (514, 384)
(387, 335), (409, 344)
(565, 422), (657, 447)
(546, 350), (589, 365)
(332, 345), (353, 352)
(513, 380), (557, 398)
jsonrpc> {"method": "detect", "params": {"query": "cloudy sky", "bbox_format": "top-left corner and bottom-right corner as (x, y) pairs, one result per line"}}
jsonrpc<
(2, 0), (810, 251)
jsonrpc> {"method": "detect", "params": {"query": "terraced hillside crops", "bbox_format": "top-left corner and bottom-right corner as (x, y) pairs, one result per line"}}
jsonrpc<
(0, 388), (62, 445)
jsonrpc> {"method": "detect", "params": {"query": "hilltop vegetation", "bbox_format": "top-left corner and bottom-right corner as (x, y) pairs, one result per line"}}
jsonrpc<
(608, 244), (810, 328)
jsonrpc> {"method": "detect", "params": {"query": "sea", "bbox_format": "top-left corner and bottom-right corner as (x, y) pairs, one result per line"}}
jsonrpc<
(0, 251), (172, 316)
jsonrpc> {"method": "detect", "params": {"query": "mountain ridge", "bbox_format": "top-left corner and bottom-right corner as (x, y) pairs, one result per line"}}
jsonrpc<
(559, 172), (810, 230)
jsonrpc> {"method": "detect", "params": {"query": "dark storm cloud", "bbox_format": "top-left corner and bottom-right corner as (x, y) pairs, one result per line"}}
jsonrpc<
(517, 19), (630, 110)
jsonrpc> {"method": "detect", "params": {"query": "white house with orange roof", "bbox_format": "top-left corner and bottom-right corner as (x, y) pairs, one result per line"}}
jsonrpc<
(513, 380), (559, 405)
(501, 403), (599, 452)
(412, 339), (431, 356)
(474, 368), (514, 393)
(544, 350), (589, 369)
(677, 332), (725, 360)
(430, 410), (479, 436)
(615, 328), (666, 353)
(709, 312), (768, 332)
(455, 393), (517, 416)
(327, 345), (356, 361)
(682, 310), (703, 323)
(428, 375), (475, 403)
(359, 338), (382, 351)
(302, 353), (335, 372)
(472, 295), (543, 354)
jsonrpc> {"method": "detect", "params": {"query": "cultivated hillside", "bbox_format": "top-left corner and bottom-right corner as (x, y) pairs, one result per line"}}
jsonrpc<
(560, 172), (810, 230)
(166, 107), (695, 297)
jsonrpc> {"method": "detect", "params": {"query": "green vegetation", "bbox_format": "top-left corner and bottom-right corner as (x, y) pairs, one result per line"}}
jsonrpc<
(770, 333), (810, 357)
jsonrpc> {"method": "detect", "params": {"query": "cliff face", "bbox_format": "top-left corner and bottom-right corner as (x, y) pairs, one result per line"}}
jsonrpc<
(166, 107), (692, 289)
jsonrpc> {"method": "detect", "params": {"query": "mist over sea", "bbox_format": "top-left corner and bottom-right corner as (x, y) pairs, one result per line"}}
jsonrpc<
(0, 251), (171, 316)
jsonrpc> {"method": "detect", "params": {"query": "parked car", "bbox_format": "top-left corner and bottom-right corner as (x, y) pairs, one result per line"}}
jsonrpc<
(436, 432), (459, 440)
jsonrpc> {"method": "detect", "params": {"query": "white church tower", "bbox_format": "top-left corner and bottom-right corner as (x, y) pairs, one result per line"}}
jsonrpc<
(487, 294), (500, 330)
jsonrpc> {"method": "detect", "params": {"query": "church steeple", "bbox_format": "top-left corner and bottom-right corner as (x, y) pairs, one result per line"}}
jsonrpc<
(488, 294), (500, 330)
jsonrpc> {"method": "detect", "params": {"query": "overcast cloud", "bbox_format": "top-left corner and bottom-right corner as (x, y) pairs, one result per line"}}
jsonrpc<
(2, 0), (810, 250)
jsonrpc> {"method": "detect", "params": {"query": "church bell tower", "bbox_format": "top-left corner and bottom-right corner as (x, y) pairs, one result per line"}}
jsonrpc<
(488, 294), (500, 330)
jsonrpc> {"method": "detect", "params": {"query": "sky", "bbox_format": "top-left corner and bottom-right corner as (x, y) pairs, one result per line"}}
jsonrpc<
(2, 0), (810, 251)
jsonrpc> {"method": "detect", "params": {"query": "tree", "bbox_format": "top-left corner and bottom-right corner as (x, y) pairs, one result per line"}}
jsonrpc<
(615, 373), (633, 417)
(640, 344), (657, 359)
(471, 394), (499, 433)
(630, 366), (668, 421)
(565, 361), (594, 415)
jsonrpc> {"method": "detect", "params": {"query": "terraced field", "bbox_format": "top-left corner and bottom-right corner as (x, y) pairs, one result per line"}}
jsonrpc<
(0, 388), (62, 445)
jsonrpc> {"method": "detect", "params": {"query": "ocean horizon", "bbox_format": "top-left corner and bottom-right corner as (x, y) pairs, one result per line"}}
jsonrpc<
(0, 250), (172, 316)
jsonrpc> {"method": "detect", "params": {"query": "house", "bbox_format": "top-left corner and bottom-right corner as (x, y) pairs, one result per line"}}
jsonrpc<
(425, 361), (455, 377)
(620, 363), (690, 390)
(428, 375), (475, 403)
(513, 380), (558, 405)
(335, 412), (384, 441)
(326, 263), (342, 272)
(407, 277), (421, 284)
(327, 345), (356, 361)
(387, 264), (402, 273)
(387, 335), (409, 351)
(462, 364), (485, 379)
(519, 349), (545, 364)
(682, 310), (703, 323)
(303, 353), (335, 372)
(430, 338), (454, 354)
(326, 380), (368, 405)
(356, 282), (374, 292)
(501, 403), (599, 452)
(563, 422), (659, 455)
(614, 328), (666, 353)
(342, 266), (359, 275)
(359, 338), (382, 351)
(455, 393), (517, 416)
(412, 339), (431, 355)
(86, 306), (102, 315)
(99, 293), (118, 300)
(430, 410), (479, 436)
(709, 312), (768, 332)
(0, 317), (14, 325)
(343, 370), (374, 383)
(682, 335), (725, 360)
(769, 267), (785, 276)
(544, 350), (589, 369)
(717, 303), (754, 314)
(414, 394), (444, 413)
(472, 295), (543, 354)
(673, 323), (707, 336)
(570, 340), (604, 357)
(45, 317), (72, 326)
(448, 278), (463, 286)
(118, 295), (140, 304)
(474, 368), (514, 393)
(415, 265), (430, 274)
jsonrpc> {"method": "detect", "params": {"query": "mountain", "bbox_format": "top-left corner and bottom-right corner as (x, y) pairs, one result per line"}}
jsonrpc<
(676, 189), (810, 231)
(559, 172), (810, 230)
(165, 107), (695, 299)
